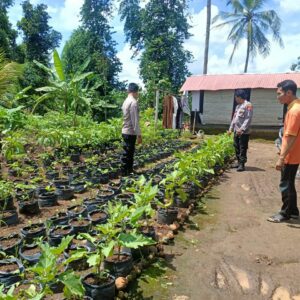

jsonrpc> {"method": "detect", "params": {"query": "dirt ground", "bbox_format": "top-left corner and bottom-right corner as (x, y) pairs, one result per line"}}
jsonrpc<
(133, 140), (300, 300)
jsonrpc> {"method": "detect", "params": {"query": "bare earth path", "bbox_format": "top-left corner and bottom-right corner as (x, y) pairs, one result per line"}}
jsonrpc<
(132, 140), (300, 300)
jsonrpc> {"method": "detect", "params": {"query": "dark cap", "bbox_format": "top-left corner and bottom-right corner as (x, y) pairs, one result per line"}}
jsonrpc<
(127, 82), (139, 93)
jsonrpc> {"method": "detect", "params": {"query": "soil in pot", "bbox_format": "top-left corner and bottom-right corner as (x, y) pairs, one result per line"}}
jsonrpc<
(0, 210), (19, 226)
(83, 273), (115, 300)
(88, 210), (108, 225)
(70, 180), (87, 193)
(38, 191), (58, 207)
(19, 244), (41, 265)
(157, 207), (178, 225)
(49, 225), (73, 246)
(49, 212), (69, 226)
(104, 253), (133, 277)
(18, 200), (40, 215)
(70, 217), (91, 234)
(55, 186), (74, 200)
(96, 188), (115, 201)
(53, 179), (69, 187)
(0, 234), (22, 256)
(0, 258), (24, 286)
(21, 223), (46, 243)
(67, 205), (88, 218)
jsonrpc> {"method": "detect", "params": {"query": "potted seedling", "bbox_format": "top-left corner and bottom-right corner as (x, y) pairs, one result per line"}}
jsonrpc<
(0, 181), (18, 226)
(100, 202), (155, 277)
(157, 170), (188, 224)
(27, 236), (85, 299)
(15, 183), (40, 215)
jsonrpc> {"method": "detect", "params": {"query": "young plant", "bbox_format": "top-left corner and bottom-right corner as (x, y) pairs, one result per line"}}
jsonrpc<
(27, 235), (85, 299)
(126, 175), (158, 227)
(0, 284), (44, 300)
(98, 201), (155, 261)
(159, 170), (188, 208)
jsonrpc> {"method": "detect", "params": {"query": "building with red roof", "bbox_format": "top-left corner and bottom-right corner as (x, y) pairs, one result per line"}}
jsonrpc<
(180, 73), (300, 128)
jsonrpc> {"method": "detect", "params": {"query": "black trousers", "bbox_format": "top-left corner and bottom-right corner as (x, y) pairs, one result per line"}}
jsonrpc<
(280, 164), (299, 217)
(234, 133), (250, 164)
(121, 134), (137, 174)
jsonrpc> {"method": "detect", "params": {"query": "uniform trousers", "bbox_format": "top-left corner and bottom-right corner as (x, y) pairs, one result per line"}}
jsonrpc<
(234, 133), (250, 164)
(121, 134), (136, 174)
(280, 164), (299, 217)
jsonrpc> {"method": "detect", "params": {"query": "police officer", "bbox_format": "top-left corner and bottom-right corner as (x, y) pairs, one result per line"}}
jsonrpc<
(227, 89), (253, 172)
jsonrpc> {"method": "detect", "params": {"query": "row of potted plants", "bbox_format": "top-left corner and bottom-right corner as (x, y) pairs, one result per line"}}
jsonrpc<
(0, 134), (234, 299)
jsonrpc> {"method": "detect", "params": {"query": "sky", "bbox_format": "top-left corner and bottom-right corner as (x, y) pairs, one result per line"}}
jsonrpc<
(7, 0), (300, 85)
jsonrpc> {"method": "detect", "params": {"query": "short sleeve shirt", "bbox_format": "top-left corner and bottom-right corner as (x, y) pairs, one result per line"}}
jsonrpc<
(282, 99), (300, 164)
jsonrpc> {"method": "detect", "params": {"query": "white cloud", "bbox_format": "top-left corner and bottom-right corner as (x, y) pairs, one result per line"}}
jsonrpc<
(185, 3), (300, 76)
(49, 0), (84, 32)
(274, 0), (300, 12)
(117, 44), (142, 85)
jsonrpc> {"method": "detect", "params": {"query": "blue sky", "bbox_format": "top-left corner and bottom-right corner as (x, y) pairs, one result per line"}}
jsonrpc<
(8, 0), (300, 84)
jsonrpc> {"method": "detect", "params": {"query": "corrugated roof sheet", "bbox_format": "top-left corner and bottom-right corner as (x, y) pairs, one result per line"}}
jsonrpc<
(180, 73), (300, 91)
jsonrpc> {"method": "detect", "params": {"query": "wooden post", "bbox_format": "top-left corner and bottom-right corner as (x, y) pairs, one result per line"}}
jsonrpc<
(155, 89), (159, 129)
(193, 109), (197, 134)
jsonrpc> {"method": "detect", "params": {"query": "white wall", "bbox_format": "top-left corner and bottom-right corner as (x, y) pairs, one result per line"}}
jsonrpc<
(250, 89), (283, 126)
(190, 88), (284, 126)
(192, 91), (200, 111)
(203, 90), (234, 125)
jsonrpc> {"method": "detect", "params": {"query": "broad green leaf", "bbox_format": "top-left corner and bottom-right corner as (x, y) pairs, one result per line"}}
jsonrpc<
(60, 271), (85, 297)
(53, 49), (65, 81)
(72, 72), (94, 83)
(87, 253), (101, 267)
(118, 233), (155, 249)
(102, 240), (115, 258)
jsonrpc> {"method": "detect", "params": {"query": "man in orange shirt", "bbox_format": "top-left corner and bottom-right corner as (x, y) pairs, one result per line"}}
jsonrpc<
(268, 80), (300, 222)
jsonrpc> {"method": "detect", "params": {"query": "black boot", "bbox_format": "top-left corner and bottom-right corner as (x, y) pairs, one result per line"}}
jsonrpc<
(237, 163), (245, 172)
(231, 161), (239, 168)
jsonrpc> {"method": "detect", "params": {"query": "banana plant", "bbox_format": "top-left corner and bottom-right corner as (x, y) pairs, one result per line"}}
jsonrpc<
(32, 49), (94, 125)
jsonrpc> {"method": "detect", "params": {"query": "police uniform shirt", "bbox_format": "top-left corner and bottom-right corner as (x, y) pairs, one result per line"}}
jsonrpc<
(229, 100), (253, 134)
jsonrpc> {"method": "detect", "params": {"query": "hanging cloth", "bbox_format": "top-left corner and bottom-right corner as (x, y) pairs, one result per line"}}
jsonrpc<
(181, 91), (191, 116)
(162, 95), (174, 129)
(172, 96), (178, 129)
(176, 97), (183, 129)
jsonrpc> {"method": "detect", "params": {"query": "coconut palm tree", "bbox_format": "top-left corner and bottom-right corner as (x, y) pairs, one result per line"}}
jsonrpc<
(203, 0), (211, 75)
(213, 0), (283, 72)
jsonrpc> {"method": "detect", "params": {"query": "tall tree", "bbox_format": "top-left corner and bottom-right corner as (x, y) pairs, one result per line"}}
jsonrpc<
(17, 0), (62, 88)
(203, 0), (211, 74)
(17, 0), (61, 64)
(213, 0), (283, 73)
(78, 0), (122, 89)
(0, 0), (18, 60)
(119, 0), (192, 93)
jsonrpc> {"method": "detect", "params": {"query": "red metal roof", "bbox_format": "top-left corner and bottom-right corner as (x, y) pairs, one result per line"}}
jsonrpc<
(180, 73), (300, 91)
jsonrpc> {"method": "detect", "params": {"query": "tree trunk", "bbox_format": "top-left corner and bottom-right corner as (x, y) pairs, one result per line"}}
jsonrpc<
(203, 0), (211, 75)
(244, 23), (251, 73)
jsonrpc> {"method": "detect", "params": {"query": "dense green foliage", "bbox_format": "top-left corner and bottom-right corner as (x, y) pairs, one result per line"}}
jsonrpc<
(17, 0), (62, 88)
(62, 0), (122, 92)
(213, 0), (283, 72)
(0, 0), (18, 61)
(119, 0), (192, 94)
